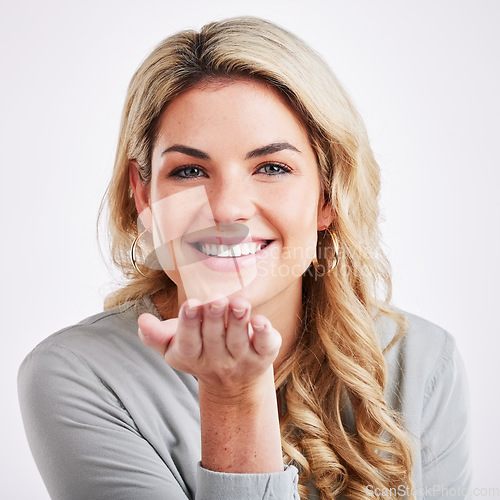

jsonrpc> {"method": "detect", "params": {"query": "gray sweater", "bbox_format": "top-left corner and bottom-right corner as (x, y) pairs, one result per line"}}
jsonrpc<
(18, 299), (471, 499)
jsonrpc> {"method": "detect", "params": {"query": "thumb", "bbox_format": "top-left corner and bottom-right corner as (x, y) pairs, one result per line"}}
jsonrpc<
(138, 313), (178, 356)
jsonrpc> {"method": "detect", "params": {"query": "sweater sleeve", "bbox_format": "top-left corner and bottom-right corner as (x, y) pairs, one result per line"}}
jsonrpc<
(420, 333), (472, 498)
(18, 342), (299, 499)
(197, 463), (300, 499)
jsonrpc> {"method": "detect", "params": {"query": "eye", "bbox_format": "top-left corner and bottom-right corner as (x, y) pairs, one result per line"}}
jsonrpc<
(256, 162), (291, 176)
(169, 165), (207, 179)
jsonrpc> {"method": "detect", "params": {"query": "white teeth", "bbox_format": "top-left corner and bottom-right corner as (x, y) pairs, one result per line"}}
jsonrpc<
(198, 241), (268, 257)
(230, 245), (242, 257)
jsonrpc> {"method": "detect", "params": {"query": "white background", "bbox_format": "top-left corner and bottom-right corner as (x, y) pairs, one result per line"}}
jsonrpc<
(1, 0), (499, 497)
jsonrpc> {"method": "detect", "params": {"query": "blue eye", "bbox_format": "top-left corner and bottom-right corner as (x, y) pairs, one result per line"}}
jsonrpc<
(257, 162), (291, 176)
(169, 165), (206, 179)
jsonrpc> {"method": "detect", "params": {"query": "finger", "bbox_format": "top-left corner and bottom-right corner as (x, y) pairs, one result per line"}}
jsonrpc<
(170, 300), (203, 361)
(201, 297), (229, 359)
(225, 298), (251, 358)
(138, 313), (178, 356)
(249, 315), (282, 360)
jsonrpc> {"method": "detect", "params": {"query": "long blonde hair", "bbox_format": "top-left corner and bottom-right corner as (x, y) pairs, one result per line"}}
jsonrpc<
(103, 16), (413, 499)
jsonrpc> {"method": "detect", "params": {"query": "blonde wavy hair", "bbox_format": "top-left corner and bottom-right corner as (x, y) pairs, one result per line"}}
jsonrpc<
(103, 16), (414, 499)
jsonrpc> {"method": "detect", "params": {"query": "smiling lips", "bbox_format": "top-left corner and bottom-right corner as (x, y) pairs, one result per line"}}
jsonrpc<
(186, 238), (272, 274)
(195, 240), (271, 258)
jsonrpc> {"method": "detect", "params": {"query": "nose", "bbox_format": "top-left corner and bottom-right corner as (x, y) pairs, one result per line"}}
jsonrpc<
(206, 177), (255, 224)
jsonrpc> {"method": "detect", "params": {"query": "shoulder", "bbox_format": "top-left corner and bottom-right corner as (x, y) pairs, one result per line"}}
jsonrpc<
(376, 310), (468, 412)
(18, 298), (172, 396)
(20, 298), (157, 365)
(18, 298), (198, 432)
(377, 310), (459, 378)
(27, 301), (141, 352)
(376, 310), (469, 440)
(403, 313), (461, 396)
(19, 305), (129, 378)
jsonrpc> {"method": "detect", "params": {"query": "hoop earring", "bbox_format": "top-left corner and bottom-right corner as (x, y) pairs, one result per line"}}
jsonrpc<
(130, 229), (150, 278)
(312, 228), (339, 276)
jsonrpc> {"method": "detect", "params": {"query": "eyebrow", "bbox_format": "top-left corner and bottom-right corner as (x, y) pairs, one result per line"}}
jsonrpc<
(161, 142), (301, 161)
(161, 145), (210, 160)
(245, 142), (301, 159)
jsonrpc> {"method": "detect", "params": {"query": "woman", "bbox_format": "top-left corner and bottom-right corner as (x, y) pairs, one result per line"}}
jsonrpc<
(18, 17), (471, 499)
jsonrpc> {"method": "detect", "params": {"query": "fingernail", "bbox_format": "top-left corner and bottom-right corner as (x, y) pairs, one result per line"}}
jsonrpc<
(209, 301), (226, 313)
(138, 327), (148, 339)
(252, 323), (265, 331)
(185, 306), (199, 319)
(231, 307), (246, 320)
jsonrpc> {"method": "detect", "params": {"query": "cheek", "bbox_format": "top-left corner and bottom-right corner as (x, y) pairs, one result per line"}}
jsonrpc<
(283, 188), (320, 258)
(150, 185), (212, 236)
(265, 204), (318, 278)
(276, 185), (320, 232)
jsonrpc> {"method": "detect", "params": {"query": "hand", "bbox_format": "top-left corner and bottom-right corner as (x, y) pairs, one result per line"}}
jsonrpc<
(137, 297), (282, 394)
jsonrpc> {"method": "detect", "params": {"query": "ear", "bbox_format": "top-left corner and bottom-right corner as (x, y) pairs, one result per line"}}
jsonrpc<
(317, 198), (334, 231)
(129, 161), (152, 229)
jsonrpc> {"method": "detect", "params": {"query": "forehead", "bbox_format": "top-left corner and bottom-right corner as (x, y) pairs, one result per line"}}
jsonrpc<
(154, 78), (311, 149)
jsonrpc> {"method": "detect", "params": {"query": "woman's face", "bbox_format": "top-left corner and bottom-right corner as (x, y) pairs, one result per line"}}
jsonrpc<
(131, 78), (332, 310)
